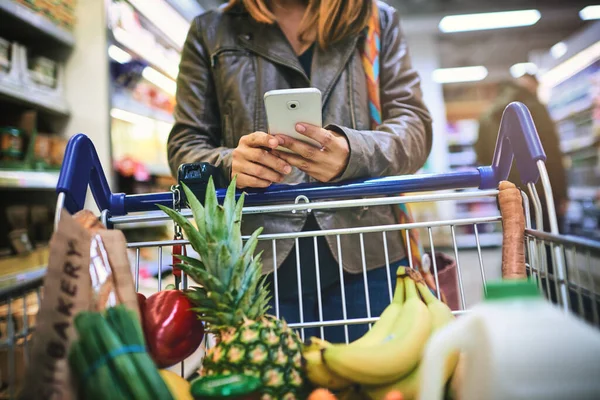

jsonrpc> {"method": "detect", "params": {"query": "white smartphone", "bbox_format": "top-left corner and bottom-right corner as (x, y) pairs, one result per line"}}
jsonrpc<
(264, 88), (322, 153)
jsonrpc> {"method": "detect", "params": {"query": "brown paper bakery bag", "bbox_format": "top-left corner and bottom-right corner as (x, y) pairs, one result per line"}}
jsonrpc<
(20, 211), (92, 400)
(19, 211), (139, 399)
(92, 229), (140, 320)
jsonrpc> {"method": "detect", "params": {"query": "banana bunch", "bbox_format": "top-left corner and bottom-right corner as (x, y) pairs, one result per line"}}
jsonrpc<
(302, 267), (458, 400)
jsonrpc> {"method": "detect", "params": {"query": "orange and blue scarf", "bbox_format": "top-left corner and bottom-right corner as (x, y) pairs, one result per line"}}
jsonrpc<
(361, 2), (424, 271)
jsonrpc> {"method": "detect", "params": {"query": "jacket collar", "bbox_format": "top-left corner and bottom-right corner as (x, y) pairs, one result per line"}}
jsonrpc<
(234, 13), (363, 107)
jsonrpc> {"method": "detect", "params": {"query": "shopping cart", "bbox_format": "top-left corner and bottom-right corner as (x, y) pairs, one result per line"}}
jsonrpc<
(1, 102), (599, 399)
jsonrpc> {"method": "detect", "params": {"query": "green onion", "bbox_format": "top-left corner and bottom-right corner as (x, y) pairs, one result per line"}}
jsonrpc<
(105, 305), (174, 399)
(69, 307), (174, 400)
(71, 312), (129, 400)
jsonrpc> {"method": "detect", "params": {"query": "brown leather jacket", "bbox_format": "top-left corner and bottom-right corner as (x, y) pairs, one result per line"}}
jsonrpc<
(168, 2), (433, 274)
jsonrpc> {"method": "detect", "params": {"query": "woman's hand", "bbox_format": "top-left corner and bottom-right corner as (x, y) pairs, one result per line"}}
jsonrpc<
(273, 123), (350, 182)
(232, 132), (292, 188)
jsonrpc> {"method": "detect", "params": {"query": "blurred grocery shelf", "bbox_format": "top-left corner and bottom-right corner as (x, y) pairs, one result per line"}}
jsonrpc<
(0, 246), (48, 281)
(569, 186), (599, 201)
(112, 91), (174, 124)
(0, 169), (59, 189)
(561, 133), (599, 154)
(0, 0), (75, 48)
(0, 77), (69, 117)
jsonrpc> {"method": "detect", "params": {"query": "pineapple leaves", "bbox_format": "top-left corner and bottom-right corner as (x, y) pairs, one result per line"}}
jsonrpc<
(227, 190), (244, 263)
(157, 205), (207, 257)
(227, 257), (246, 302)
(204, 177), (217, 236)
(242, 228), (262, 264)
(236, 254), (263, 316)
(174, 263), (226, 293)
(160, 177), (273, 328)
(223, 176), (237, 229)
(174, 254), (206, 271)
(217, 243), (234, 283)
(181, 183), (206, 237)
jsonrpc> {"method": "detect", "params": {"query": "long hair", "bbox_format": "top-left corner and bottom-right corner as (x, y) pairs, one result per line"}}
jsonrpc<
(225, 0), (372, 49)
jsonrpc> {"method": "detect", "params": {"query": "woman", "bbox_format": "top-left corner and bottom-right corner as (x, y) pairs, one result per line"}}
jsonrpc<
(168, 0), (432, 342)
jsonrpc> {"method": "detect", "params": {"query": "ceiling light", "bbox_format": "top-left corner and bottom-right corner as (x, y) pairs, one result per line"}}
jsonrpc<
(551, 42), (568, 59)
(432, 66), (488, 84)
(510, 62), (538, 78)
(579, 5), (600, 20)
(127, 0), (190, 47)
(142, 66), (177, 96)
(439, 9), (541, 33)
(108, 45), (133, 64)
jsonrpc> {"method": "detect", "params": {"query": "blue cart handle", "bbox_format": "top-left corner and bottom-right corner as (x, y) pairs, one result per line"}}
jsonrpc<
(57, 102), (546, 216)
(56, 134), (125, 215)
(480, 101), (547, 189)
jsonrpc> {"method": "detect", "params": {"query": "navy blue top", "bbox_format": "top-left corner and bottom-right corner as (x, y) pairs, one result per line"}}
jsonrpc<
(298, 44), (314, 78)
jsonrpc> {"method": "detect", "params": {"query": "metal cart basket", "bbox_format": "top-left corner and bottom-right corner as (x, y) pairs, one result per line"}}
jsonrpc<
(1, 102), (599, 399)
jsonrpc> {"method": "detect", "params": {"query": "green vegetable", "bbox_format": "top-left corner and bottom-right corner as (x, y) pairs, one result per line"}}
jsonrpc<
(106, 306), (174, 399)
(69, 305), (174, 400)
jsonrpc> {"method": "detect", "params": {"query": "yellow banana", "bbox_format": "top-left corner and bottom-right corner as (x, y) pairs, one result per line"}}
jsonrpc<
(322, 277), (431, 385)
(362, 277), (459, 399)
(304, 336), (331, 352)
(414, 277), (455, 329)
(303, 347), (353, 390)
(349, 272), (406, 347)
(303, 337), (353, 390)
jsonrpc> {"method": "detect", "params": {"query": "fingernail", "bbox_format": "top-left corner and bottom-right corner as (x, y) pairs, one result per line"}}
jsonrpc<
(284, 165), (292, 174)
(268, 138), (278, 147)
(296, 123), (306, 133)
(277, 136), (285, 145)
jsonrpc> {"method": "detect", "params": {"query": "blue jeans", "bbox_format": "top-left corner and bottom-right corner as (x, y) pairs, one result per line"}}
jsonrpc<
(268, 258), (409, 343)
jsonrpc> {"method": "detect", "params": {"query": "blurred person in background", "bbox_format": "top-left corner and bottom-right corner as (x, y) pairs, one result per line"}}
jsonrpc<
(475, 73), (568, 232)
(168, 0), (432, 342)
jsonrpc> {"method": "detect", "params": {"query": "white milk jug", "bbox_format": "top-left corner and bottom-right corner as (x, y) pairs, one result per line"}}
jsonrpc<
(419, 280), (600, 400)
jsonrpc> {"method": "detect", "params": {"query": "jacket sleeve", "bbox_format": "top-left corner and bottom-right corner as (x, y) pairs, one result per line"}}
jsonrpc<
(327, 7), (433, 181)
(167, 16), (233, 180)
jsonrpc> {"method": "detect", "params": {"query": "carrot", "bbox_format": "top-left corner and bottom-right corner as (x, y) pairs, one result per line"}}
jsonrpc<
(498, 181), (526, 279)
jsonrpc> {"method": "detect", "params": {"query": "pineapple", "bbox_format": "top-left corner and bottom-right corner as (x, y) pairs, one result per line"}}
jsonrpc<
(159, 178), (306, 399)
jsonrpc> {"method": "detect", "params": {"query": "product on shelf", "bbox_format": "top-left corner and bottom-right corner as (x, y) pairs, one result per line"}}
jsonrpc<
(29, 56), (57, 89)
(6, 204), (33, 255)
(33, 133), (52, 165)
(0, 37), (10, 73)
(49, 136), (67, 166)
(0, 126), (24, 161)
(15, 0), (78, 31)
